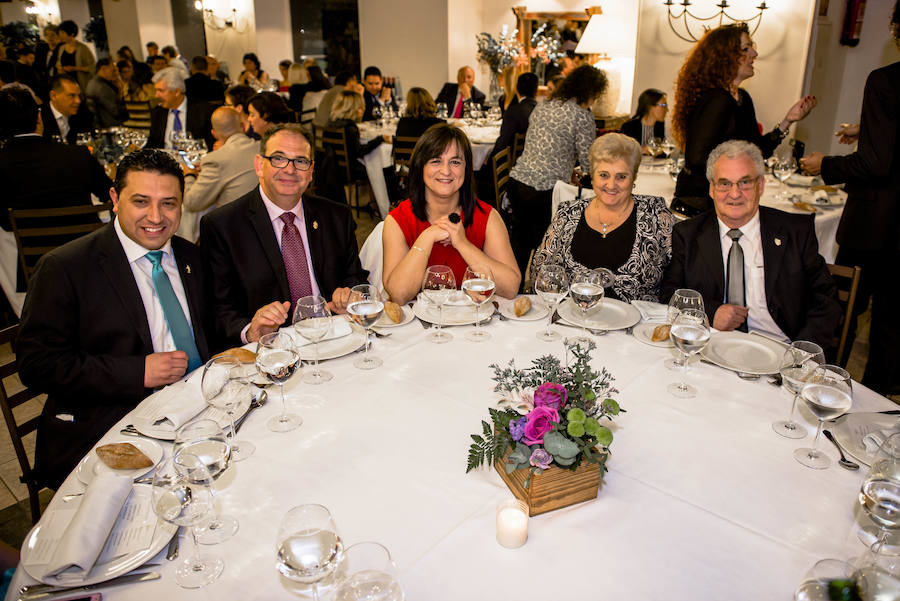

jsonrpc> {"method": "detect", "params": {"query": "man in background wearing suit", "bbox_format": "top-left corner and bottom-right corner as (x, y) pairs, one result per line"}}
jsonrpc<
(661, 140), (840, 349)
(362, 65), (397, 122)
(147, 67), (215, 151)
(178, 107), (258, 242)
(199, 124), (368, 347)
(40, 74), (93, 143)
(185, 55), (225, 103)
(17, 149), (211, 488)
(435, 66), (486, 118)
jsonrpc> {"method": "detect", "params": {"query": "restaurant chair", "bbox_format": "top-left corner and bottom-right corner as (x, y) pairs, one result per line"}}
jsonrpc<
(492, 147), (512, 206)
(299, 108), (316, 135)
(512, 133), (526, 167)
(0, 324), (45, 524)
(359, 221), (385, 297)
(320, 128), (373, 219)
(826, 263), (862, 367)
(9, 203), (113, 287)
(123, 100), (152, 131)
(391, 136), (418, 200)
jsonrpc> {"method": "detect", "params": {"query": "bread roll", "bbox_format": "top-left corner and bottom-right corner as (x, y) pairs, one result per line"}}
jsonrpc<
(513, 296), (531, 317)
(213, 347), (256, 363)
(383, 301), (402, 323)
(96, 443), (153, 470)
(651, 324), (671, 342)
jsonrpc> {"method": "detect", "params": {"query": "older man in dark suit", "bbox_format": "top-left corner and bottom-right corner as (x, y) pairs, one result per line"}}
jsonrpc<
(199, 124), (368, 347)
(147, 67), (215, 151)
(661, 140), (840, 349)
(17, 149), (211, 489)
(435, 66), (486, 118)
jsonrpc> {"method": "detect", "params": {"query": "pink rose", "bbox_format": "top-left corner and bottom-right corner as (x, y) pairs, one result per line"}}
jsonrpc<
(533, 382), (567, 410)
(521, 405), (559, 446)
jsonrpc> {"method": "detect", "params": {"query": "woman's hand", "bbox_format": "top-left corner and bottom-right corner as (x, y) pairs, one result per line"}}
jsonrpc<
(421, 224), (450, 247)
(785, 95), (818, 123)
(433, 215), (467, 250)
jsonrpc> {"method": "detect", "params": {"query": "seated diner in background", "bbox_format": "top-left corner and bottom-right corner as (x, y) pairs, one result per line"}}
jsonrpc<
(394, 87), (444, 139)
(247, 91), (293, 138)
(620, 88), (667, 152)
(382, 123), (520, 304)
(530, 133), (673, 302)
(238, 52), (269, 88)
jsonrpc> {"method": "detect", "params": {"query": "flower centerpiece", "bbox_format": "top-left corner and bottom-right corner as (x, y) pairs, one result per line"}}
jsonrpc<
(476, 25), (526, 75)
(466, 341), (622, 514)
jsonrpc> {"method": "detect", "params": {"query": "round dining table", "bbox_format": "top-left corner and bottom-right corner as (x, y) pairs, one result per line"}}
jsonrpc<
(6, 303), (896, 601)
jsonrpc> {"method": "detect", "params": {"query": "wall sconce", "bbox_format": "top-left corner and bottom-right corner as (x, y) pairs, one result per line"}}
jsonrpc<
(194, 0), (247, 33)
(662, 0), (769, 43)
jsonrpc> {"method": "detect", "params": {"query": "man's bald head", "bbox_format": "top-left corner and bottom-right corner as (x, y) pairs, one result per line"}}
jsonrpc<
(210, 106), (243, 140)
(457, 66), (475, 87)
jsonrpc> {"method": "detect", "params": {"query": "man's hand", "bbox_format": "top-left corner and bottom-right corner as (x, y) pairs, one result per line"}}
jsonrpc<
(835, 123), (859, 144)
(247, 301), (289, 342)
(379, 86), (392, 103)
(182, 164), (200, 177)
(145, 351), (188, 388)
(799, 152), (825, 176)
(713, 304), (749, 331)
(328, 287), (352, 314)
(459, 82), (472, 100)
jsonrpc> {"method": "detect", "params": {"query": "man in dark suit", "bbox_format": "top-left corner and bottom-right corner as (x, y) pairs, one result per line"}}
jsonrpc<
(40, 74), (93, 143)
(199, 123), (368, 347)
(185, 55), (225, 103)
(490, 72), (538, 158)
(362, 65), (397, 121)
(435, 66), (486, 118)
(147, 67), (215, 151)
(17, 149), (211, 489)
(799, 5), (900, 394)
(661, 140), (840, 349)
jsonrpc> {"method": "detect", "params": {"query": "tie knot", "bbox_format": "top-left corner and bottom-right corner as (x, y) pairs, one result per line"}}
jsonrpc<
(145, 250), (163, 267)
(172, 109), (179, 115)
(727, 228), (742, 241)
(280, 212), (296, 226)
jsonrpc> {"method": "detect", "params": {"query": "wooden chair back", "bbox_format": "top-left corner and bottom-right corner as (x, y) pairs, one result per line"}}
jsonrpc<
(391, 136), (418, 170)
(512, 133), (526, 166)
(492, 147), (512, 203)
(826, 263), (862, 367)
(123, 101), (152, 131)
(321, 127), (354, 182)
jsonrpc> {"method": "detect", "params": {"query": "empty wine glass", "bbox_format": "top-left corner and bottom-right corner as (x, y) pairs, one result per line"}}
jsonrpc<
(857, 432), (900, 560)
(660, 138), (676, 158)
(794, 365), (853, 469)
(201, 356), (255, 462)
(371, 105), (383, 128)
(436, 102), (448, 119)
(569, 268), (613, 343)
(422, 265), (456, 344)
(276, 504), (344, 601)
(664, 289), (705, 371)
(667, 157), (684, 183)
(256, 331), (303, 432)
(332, 542), (404, 601)
(773, 157), (796, 200)
(293, 295), (334, 384)
(152, 455), (223, 588)
(462, 264), (495, 342)
(533, 264), (569, 342)
(347, 284), (384, 369)
(794, 558), (854, 601)
(667, 308), (711, 398)
(646, 137), (661, 157)
(772, 341), (825, 439)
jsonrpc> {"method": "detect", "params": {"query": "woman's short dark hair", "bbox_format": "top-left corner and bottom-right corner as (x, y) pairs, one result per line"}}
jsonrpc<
(226, 84), (256, 111)
(132, 61), (153, 86)
(242, 53), (261, 71)
(632, 88), (665, 120)
(307, 65), (332, 91)
(114, 149), (185, 195)
(58, 20), (79, 37)
(408, 123), (483, 227)
(405, 87), (436, 119)
(116, 46), (135, 61)
(549, 64), (607, 106)
(249, 91), (292, 123)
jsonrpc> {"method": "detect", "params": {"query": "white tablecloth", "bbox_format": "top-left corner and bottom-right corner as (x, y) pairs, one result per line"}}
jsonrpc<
(7, 311), (895, 600)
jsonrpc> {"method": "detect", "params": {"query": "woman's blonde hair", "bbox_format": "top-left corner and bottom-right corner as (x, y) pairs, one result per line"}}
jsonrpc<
(330, 89), (364, 122)
(287, 63), (308, 85)
(589, 133), (642, 178)
(405, 87), (436, 119)
(500, 65), (519, 109)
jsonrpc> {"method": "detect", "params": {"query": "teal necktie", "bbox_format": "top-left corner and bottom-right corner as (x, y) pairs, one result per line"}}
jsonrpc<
(145, 251), (202, 371)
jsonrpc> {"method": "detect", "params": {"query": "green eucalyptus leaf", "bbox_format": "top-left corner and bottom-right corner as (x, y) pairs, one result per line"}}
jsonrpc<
(555, 454), (576, 466)
(543, 431), (580, 459)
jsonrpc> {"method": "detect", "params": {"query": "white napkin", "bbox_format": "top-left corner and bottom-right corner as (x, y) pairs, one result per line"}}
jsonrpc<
(43, 472), (134, 583)
(786, 173), (819, 187)
(862, 418), (900, 454)
(812, 190), (829, 204)
(151, 379), (206, 430)
(631, 300), (669, 323)
(292, 319), (352, 347)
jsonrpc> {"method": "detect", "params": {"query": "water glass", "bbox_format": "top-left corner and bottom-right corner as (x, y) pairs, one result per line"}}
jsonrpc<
(794, 365), (852, 469)
(665, 289), (704, 371)
(772, 341), (824, 438)
(569, 268), (613, 343)
(347, 284), (384, 369)
(293, 295), (334, 384)
(332, 542), (404, 601)
(462, 264), (495, 342)
(256, 331), (303, 432)
(533, 264), (568, 342)
(857, 432), (900, 560)
(201, 356), (255, 461)
(667, 309), (711, 398)
(276, 504), (344, 601)
(422, 265), (456, 344)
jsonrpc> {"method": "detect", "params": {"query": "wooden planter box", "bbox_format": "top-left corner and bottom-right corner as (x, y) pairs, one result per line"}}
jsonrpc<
(493, 450), (603, 516)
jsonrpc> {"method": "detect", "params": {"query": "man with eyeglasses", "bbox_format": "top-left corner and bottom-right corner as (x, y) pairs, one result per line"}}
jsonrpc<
(661, 140), (840, 348)
(199, 123), (368, 348)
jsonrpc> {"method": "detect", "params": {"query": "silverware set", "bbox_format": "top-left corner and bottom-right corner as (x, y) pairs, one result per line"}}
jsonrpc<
(17, 569), (160, 601)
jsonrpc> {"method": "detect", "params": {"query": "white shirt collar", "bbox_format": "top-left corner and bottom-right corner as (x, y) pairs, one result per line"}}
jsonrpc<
(717, 209), (760, 244)
(172, 97), (188, 116)
(50, 102), (65, 122)
(259, 185), (304, 224)
(114, 217), (174, 265)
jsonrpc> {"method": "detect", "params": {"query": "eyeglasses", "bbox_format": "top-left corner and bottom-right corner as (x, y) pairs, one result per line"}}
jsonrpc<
(262, 154), (312, 171)
(714, 176), (759, 192)
(655, 102), (667, 108)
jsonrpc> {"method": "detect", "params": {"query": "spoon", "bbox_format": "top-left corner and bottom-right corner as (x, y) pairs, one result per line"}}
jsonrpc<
(823, 429), (860, 470)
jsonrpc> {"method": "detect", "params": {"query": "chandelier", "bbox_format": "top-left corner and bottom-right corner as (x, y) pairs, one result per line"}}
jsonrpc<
(662, 0), (769, 43)
(194, 0), (249, 33)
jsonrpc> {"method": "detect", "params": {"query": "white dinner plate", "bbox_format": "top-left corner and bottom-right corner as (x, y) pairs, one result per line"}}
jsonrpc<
(412, 298), (491, 327)
(830, 412), (900, 467)
(75, 438), (163, 485)
(131, 396), (251, 441)
(700, 331), (785, 375)
(632, 322), (674, 348)
(498, 295), (549, 321)
(557, 298), (641, 331)
(375, 304), (414, 328)
(297, 322), (367, 361)
(21, 484), (177, 586)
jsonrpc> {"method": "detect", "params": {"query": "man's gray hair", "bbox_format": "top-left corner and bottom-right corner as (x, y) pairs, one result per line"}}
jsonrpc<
(152, 67), (186, 92)
(706, 139), (765, 181)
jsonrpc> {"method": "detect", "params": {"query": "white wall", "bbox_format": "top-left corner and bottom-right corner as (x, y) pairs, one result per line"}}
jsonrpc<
(253, 0), (293, 77)
(58, 0), (97, 57)
(102, 0), (142, 62)
(448, 0), (483, 94)
(135, 0), (175, 61)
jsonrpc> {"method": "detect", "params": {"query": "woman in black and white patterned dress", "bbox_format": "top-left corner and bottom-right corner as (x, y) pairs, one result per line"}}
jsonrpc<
(530, 133), (674, 302)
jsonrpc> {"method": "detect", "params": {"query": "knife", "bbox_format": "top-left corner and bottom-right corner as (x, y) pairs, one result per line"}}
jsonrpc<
(18, 572), (160, 601)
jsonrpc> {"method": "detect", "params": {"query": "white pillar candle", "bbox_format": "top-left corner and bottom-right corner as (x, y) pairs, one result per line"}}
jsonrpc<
(496, 499), (528, 548)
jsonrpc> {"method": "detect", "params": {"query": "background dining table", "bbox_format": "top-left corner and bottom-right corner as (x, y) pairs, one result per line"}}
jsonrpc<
(6, 303), (895, 601)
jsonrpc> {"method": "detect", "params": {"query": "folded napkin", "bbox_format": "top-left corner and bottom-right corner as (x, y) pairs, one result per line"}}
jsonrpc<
(292, 319), (352, 347)
(631, 300), (669, 322)
(862, 418), (900, 454)
(43, 472), (134, 583)
(786, 173), (821, 187)
(151, 379), (206, 430)
(811, 190), (830, 204)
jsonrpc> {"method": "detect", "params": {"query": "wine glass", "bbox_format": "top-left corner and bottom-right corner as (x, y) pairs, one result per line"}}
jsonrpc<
(256, 331), (303, 432)
(173, 419), (238, 544)
(462, 264), (495, 342)
(569, 268), (613, 343)
(857, 432), (900, 560)
(667, 308), (711, 398)
(660, 138), (676, 158)
(794, 365), (853, 469)
(371, 105), (383, 128)
(293, 295), (334, 384)
(667, 157), (684, 183)
(276, 504), (344, 601)
(533, 264), (569, 342)
(422, 265), (456, 344)
(201, 356), (255, 462)
(772, 341), (825, 438)
(332, 542), (404, 601)
(773, 157), (796, 200)
(794, 559), (854, 601)
(347, 284), (384, 370)
(436, 102), (448, 119)
(152, 455), (223, 588)
(664, 289), (705, 371)
(646, 137), (661, 158)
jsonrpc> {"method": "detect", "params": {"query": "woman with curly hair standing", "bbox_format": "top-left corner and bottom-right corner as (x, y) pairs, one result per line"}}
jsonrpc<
(670, 23), (816, 217)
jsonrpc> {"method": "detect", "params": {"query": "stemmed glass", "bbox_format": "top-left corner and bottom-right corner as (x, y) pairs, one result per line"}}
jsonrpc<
(794, 365), (853, 469)
(201, 356), (255, 462)
(774, 157), (796, 200)
(664, 289), (704, 370)
(794, 559), (854, 601)
(256, 331), (303, 432)
(293, 295), (334, 384)
(857, 432), (900, 560)
(646, 137), (661, 158)
(772, 341), (825, 438)
(569, 268), (613, 343)
(462, 264), (495, 342)
(533, 264), (569, 342)
(276, 504), (344, 601)
(667, 157), (684, 183)
(371, 105), (383, 128)
(422, 265), (456, 344)
(667, 308), (711, 398)
(173, 419), (238, 543)
(660, 138), (676, 158)
(347, 284), (385, 369)
(152, 455), (224, 588)
(332, 542), (404, 601)
(436, 102), (448, 119)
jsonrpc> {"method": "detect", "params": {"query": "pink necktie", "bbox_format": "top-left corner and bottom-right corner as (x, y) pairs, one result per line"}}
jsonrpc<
(453, 95), (464, 118)
(279, 212), (313, 308)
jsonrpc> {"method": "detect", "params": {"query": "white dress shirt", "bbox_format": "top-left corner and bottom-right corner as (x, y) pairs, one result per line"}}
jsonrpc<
(163, 97), (188, 150)
(717, 211), (789, 342)
(50, 102), (68, 139)
(114, 217), (194, 352)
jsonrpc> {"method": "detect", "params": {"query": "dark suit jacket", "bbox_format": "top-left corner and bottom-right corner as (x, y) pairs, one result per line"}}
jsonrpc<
(435, 83), (486, 112)
(490, 97), (536, 158)
(40, 102), (94, 144)
(198, 189), (369, 347)
(821, 61), (900, 253)
(17, 225), (211, 488)
(659, 206), (841, 349)
(146, 98), (215, 151)
(363, 90), (398, 122)
(185, 73), (225, 103)
(620, 118), (665, 145)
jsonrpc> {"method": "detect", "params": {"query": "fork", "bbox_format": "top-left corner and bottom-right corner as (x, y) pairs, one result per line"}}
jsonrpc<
(551, 311), (607, 336)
